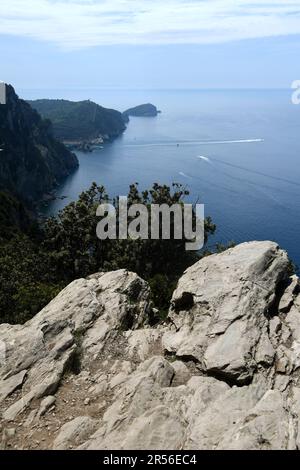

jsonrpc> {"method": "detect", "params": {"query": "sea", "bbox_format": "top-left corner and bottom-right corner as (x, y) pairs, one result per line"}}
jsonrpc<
(21, 88), (300, 267)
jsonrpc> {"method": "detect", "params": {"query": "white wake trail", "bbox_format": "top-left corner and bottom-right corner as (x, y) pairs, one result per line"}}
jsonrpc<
(124, 139), (264, 148)
(197, 155), (211, 162)
(178, 172), (190, 178)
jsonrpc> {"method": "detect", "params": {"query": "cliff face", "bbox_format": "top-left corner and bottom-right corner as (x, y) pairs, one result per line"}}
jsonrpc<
(0, 85), (78, 202)
(1, 241), (300, 450)
(27, 99), (127, 142)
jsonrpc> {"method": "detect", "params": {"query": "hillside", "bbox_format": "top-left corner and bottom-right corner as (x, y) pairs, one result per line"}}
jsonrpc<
(1, 241), (300, 450)
(28, 99), (127, 142)
(0, 85), (78, 202)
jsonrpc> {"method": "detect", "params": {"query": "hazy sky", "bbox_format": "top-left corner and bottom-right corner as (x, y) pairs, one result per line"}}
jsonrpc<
(1, 0), (300, 91)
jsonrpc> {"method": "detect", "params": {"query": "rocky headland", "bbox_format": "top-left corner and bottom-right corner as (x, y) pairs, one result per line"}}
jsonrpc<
(27, 99), (128, 147)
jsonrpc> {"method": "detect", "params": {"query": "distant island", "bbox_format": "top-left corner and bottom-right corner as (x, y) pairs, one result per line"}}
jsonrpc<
(27, 99), (128, 151)
(123, 103), (161, 118)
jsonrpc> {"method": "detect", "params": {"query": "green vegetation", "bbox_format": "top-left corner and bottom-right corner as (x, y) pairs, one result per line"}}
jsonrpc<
(0, 191), (31, 239)
(27, 99), (127, 141)
(43, 181), (215, 284)
(0, 234), (64, 324)
(0, 182), (216, 325)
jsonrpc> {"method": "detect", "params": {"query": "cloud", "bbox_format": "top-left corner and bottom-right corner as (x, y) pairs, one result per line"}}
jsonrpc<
(0, 0), (300, 49)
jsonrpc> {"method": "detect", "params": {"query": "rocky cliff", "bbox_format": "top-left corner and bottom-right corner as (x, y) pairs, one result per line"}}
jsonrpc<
(1, 241), (300, 450)
(0, 85), (78, 202)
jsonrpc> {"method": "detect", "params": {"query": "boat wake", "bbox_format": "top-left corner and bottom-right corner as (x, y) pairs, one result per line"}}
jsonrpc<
(178, 171), (190, 178)
(125, 139), (264, 148)
(214, 139), (264, 144)
(197, 155), (211, 163)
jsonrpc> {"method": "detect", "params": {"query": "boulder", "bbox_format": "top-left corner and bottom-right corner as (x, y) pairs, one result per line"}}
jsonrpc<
(0, 270), (151, 421)
(163, 241), (290, 385)
(53, 416), (98, 450)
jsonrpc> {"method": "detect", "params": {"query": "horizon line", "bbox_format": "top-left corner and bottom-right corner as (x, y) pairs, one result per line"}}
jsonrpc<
(17, 87), (294, 92)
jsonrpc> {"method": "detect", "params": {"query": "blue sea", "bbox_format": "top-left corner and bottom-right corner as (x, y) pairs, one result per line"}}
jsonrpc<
(22, 88), (300, 267)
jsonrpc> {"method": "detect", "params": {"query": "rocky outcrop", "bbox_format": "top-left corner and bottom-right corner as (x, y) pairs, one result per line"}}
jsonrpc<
(164, 241), (290, 386)
(0, 85), (78, 202)
(123, 103), (160, 118)
(1, 241), (300, 450)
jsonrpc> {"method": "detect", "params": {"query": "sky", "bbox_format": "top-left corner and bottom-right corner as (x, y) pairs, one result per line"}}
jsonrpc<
(0, 0), (300, 92)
